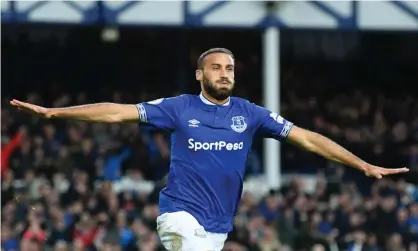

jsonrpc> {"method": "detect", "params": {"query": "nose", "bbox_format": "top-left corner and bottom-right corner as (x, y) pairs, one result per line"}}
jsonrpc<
(219, 69), (227, 77)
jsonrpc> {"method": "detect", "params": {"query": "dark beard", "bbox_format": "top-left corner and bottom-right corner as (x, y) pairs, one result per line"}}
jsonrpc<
(202, 75), (233, 101)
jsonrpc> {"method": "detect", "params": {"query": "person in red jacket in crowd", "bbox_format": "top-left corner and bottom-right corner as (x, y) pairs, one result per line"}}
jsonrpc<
(1, 126), (26, 177)
(72, 213), (99, 248)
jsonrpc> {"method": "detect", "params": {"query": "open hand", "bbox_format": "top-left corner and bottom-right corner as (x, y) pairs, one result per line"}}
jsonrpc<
(364, 164), (409, 179)
(10, 99), (52, 119)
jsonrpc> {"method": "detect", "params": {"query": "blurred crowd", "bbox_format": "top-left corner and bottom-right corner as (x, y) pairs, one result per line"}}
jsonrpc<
(230, 176), (418, 251)
(1, 92), (167, 251)
(280, 63), (418, 179)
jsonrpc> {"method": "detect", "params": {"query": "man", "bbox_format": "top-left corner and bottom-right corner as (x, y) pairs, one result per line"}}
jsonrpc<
(10, 48), (408, 251)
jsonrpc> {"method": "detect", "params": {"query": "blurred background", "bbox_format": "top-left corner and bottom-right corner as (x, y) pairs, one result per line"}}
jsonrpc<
(1, 1), (418, 251)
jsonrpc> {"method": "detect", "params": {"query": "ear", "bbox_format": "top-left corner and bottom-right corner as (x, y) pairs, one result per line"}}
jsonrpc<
(196, 69), (203, 81)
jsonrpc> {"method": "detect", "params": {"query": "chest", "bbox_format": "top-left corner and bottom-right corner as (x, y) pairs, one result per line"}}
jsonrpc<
(177, 108), (253, 142)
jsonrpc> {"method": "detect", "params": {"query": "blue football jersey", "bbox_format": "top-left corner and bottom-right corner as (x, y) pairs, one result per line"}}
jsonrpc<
(136, 93), (293, 233)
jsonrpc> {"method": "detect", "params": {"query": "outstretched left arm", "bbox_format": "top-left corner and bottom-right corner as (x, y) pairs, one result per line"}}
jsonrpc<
(251, 103), (408, 179)
(286, 126), (409, 179)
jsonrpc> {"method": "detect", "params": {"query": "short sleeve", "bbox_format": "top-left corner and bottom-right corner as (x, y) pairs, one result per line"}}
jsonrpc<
(136, 96), (185, 131)
(252, 104), (294, 141)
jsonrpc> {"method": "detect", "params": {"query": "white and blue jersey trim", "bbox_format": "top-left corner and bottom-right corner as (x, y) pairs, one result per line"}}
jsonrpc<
(280, 121), (293, 138)
(136, 103), (147, 123)
(199, 93), (230, 106)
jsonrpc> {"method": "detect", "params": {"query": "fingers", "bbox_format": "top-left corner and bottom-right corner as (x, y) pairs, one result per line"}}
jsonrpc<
(367, 167), (409, 179)
(10, 99), (35, 111)
(378, 167), (409, 177)
(10, 99), (28, 108)
(10, 99), (18, 106)
(382, 167), (409, 175)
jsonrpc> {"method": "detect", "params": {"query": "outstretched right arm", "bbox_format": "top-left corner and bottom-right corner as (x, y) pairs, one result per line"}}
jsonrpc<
(10, 99), (138, 123)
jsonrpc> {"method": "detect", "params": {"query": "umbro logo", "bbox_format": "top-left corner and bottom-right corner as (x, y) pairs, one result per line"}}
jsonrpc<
(188, 119), (200, 128)
(194, 228), (207, 238)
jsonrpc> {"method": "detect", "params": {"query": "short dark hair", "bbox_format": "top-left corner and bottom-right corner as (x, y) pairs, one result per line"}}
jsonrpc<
(197, 48), (234, 69)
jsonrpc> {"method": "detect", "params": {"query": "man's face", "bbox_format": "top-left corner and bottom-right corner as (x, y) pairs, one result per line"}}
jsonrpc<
(196, 53), (235, 101)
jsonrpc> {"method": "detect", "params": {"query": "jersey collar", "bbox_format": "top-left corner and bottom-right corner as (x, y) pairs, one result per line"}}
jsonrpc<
(199, 93), (230, 106)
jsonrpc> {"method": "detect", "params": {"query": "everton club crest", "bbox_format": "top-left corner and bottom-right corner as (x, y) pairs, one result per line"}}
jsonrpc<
(231, 116), (247, 133)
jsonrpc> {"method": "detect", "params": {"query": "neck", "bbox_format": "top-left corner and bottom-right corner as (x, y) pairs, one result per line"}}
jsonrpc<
(201, 90), (229, 105)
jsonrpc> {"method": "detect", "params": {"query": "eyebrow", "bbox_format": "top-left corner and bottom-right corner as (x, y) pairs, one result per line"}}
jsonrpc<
(210, 63), (234, 68)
